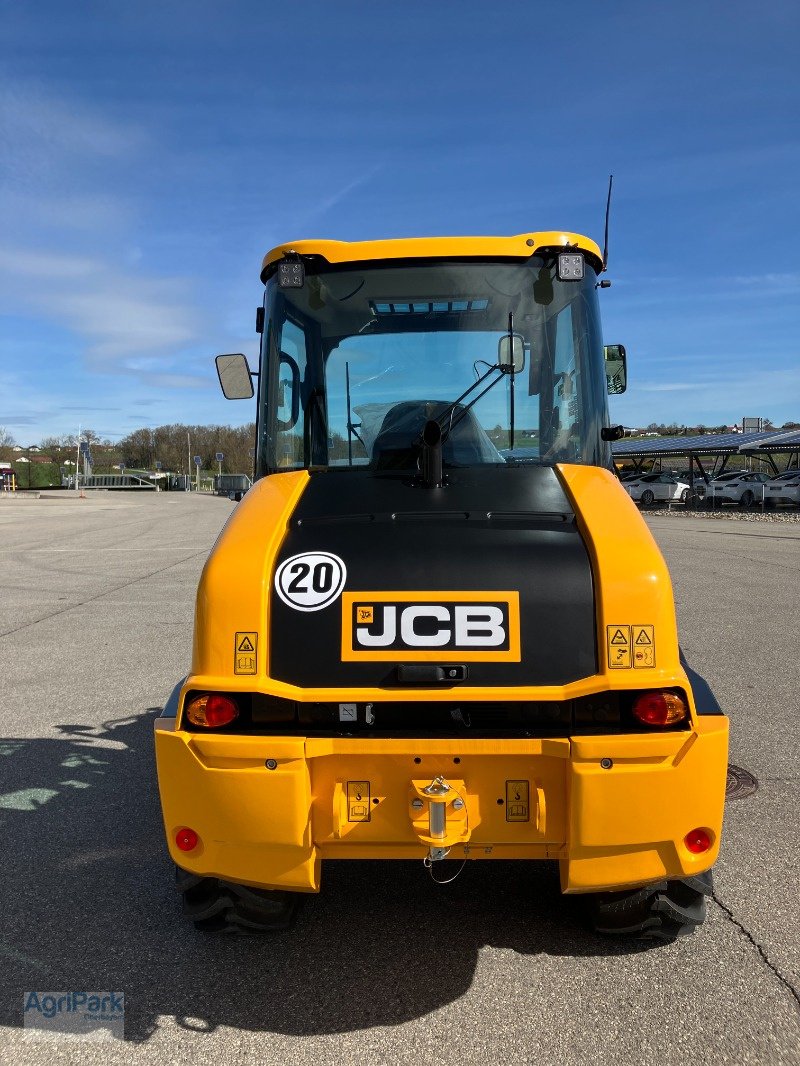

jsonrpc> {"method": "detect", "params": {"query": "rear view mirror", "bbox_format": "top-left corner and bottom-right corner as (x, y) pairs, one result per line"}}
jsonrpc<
(604, 344), (627, 394)
(498, 334), (526, 374)
(216, 353), (254, 399)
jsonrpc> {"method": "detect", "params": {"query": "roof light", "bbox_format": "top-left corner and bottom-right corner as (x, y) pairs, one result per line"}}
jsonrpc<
(558, 253), (584, 281)
(632, 691), (688, 727)
(185, 693), (239, 728)
(278, 258), (305, 288)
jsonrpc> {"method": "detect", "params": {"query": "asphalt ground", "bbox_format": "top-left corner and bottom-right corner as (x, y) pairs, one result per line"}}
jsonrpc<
(0, 491), (798, 1065)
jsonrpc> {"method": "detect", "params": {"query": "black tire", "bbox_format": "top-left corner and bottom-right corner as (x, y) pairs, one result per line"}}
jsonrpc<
(680, 488), (690, 504)
(589, 870), (713, 942)
(641, 489), (655, 506)
(740, 490), (754, 508)
(175, 866), (301, 933)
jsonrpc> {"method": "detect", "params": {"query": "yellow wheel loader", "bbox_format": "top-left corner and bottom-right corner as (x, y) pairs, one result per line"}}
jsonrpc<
(155, 232), (728, 939)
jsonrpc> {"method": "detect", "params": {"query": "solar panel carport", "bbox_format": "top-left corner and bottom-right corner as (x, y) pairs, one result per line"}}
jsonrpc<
(740, 428), (800, 466)
(611, 429), (800, 503)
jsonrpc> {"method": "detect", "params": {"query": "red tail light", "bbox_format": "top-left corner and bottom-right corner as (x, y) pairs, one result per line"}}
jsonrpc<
(632, 691), (688, 727)
(175, 827), (199, 852)
(185, 693), (239, 728)
(684, 828), (712, 854)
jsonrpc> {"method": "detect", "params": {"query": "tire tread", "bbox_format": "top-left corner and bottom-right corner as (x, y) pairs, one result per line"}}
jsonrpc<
(590, 872), (713, 942)
(175, 866), (300, 933)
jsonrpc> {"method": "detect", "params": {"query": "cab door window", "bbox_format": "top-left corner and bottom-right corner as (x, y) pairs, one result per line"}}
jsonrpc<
(545, 303), (582, 460)
(275, 318), (307, 468)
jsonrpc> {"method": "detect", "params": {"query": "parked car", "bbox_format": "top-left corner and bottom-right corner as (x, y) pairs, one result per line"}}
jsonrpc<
(708, 470), (772, 507)
(762, 469), (800, 507)
(625, 472), (691, 505)
(705, 470), (746, 492)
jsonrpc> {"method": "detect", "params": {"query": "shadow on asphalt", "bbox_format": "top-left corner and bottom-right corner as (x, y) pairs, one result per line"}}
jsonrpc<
(0, 711), (654, 1042)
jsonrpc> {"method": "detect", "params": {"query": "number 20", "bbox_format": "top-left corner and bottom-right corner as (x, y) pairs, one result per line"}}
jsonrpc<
(286, 560), (334, 594)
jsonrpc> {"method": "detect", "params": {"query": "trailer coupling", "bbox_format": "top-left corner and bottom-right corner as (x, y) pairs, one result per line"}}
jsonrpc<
(412, 776), (469, 862)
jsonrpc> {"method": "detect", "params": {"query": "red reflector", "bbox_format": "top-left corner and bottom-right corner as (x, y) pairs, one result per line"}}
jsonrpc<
(632, 691), (688, 727)
(175, 827), (199, 852)
(684, 828), (712, 854)
(185, 693), (239, 728)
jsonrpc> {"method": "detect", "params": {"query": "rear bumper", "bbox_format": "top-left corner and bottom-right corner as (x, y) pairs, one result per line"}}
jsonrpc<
(154, 718), (728, 895)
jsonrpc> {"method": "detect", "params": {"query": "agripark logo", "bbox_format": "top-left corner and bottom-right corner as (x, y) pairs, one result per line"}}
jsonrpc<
(23, 991), (124, 1041)
(341, 591), (520, 662)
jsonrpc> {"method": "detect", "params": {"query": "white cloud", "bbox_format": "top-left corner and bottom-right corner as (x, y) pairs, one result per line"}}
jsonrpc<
(0, 245), (201, 367)
(0, 80), (206, 375)
(637, 382), (696, 392)
(621, 365), (800, 425)
(0, 79), (213, 383)
(288, 163), (386, 232)
(0, 82), (147, 175)
(0, 248), (99, 281)
(730, 273), (800, 297)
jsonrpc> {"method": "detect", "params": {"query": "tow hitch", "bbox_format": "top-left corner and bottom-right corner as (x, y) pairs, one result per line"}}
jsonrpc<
(410, 776), (470, 863)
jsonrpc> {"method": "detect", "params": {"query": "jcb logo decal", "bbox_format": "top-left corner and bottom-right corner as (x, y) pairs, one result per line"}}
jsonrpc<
(341, 592), (520, 662)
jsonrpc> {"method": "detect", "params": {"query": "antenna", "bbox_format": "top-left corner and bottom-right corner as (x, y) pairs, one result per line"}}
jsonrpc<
(602, 174), (613, 271)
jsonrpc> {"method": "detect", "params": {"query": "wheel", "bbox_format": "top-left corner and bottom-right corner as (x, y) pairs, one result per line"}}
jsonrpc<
(640, 489), (655, 506)
(175, 866), (301, 933)
(740, 490), (754, 508)
(588, 871), (713, 942)
(680, 488), (690, 504)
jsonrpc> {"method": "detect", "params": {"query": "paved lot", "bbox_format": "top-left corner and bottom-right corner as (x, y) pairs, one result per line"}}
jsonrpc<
(0, 492), (798, 1065)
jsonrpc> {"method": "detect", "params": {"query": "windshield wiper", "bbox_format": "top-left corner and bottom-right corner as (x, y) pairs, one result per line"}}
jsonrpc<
(436, 363), (504, 441)
(435, 312), (517, 443)
(416, 361), (505, 488)
(344, 360), (367, 464)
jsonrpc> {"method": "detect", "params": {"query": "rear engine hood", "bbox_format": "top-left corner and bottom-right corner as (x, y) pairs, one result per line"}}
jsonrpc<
(269, 467), (596, 688)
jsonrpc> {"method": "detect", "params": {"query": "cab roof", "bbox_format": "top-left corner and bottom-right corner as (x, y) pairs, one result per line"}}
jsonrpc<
(261, 231), (603, 282)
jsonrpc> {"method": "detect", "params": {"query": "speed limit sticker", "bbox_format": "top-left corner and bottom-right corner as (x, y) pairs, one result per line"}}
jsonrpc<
(274, 552), (347, 612)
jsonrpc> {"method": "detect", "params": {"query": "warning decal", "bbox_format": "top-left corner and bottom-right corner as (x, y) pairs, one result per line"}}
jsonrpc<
(234, 631), (258, 675)
(606, 625), (631, 669)
(505, 780), (530, 822)
(632, 625), (656, 668)
(347, 780), (371, 822)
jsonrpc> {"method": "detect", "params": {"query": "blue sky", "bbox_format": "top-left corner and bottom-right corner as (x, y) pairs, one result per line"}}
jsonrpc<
(1, 0), (798, 443)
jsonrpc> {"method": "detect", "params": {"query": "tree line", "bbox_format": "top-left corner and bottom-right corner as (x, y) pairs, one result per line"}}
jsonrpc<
(114, 423), (256, 474)
(639, 420), (800, 436)
(1, 423), (256, 475)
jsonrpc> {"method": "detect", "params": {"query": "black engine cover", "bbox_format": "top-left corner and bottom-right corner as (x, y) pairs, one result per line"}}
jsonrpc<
(269, 466), (596, 688)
